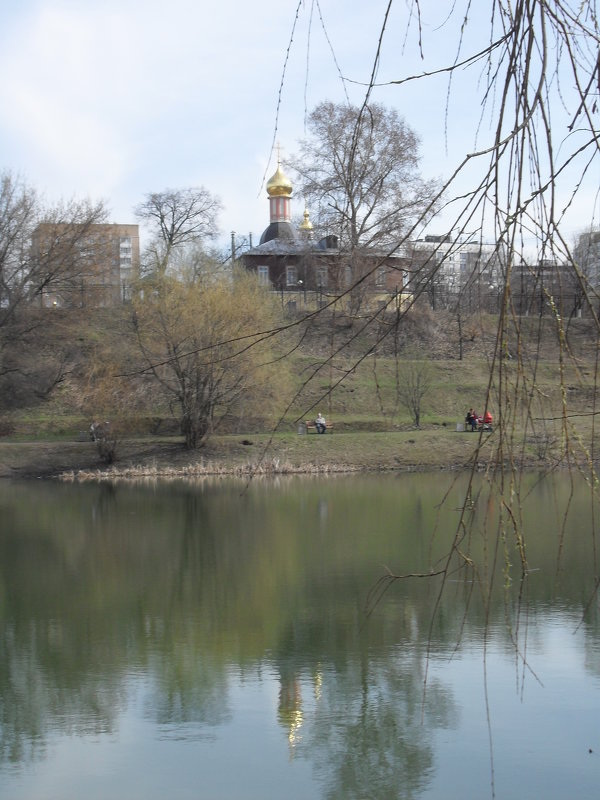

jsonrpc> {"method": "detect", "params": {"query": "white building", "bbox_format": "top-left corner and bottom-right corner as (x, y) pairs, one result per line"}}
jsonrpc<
(410, 233), (502, 310)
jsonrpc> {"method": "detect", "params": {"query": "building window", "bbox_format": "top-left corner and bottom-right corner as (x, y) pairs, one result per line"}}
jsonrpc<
(344, 265), (352, 287)
(376, 266), (386, 287)
(119, 237), (132, 258)
(119, 237), (133, 279)
(257, 266), (270, 286)
(286, 266), (298, 287)
(317, 267), (328, 288)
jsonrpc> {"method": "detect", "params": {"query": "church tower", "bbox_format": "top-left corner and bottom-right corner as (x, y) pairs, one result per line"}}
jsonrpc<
(259, 156), (297, 244)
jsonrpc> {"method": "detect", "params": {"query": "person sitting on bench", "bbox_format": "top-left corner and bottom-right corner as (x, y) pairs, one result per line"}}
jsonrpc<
(315, 412), (327, 434)
(465, 408), (477, 431)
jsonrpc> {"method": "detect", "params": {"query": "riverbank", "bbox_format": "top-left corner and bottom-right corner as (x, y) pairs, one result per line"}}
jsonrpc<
(0, 426), (545, 481)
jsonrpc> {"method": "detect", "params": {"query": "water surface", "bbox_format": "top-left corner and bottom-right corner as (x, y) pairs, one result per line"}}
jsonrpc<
(0, 473), (599, 799)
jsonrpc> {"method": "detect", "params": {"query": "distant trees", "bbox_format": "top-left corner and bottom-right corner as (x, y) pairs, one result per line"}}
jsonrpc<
(135, 187), (222, 277)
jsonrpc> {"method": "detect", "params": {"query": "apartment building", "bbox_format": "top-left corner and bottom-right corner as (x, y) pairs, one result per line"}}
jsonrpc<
(410, 234), (502, 310)
(32, 223), (140, 308)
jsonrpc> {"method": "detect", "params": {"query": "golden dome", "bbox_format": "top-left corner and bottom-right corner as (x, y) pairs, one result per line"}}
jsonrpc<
(266, 161), (293, 197)
(299, 207), (313, 232)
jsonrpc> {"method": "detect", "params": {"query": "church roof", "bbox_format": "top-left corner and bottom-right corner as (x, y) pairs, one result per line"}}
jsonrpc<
(246, 237), (311, 257)
(259, 221), (297, 245)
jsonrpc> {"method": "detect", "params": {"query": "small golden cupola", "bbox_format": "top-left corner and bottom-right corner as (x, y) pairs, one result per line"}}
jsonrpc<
(299, 207), (314, 239)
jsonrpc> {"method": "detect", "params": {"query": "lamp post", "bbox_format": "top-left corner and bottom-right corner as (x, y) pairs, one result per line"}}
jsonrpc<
(297, 279), (307, 304)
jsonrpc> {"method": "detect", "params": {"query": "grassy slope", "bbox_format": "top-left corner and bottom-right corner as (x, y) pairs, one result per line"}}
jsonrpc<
(0, 312), (595, 478)
(0, 353), (569, 480)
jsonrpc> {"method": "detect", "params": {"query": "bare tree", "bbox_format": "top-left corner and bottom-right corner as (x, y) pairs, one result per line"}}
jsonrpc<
(130, 270), (289, 448)
(286, 101), (439, 314)
(167, 241), (232, 284)
(397, 359), (431, 427)
(289, 101), (439, 252)
(0, 172), (108, 322)
(135, 187), (222, 277)
(0, 171), (108, 406)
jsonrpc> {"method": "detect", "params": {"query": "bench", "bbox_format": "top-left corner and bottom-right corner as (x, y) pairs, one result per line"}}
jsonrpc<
(303, 420), (334, 434)
(89, 420), (111, 441)
(463, 422), (493, 433)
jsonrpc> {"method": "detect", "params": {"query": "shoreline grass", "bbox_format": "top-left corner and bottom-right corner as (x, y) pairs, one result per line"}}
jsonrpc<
(0, 425), (558, 483)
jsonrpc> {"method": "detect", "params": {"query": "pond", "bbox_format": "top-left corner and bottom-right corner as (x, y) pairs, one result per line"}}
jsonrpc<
(0, 472), (599, 799)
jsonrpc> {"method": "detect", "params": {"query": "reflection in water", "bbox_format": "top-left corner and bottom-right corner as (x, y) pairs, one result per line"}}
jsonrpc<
(278, 672), (304, 750)
(0, 474), (599, 799)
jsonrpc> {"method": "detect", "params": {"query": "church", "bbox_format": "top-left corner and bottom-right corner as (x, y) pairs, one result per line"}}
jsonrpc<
(242, 158), (408, 312)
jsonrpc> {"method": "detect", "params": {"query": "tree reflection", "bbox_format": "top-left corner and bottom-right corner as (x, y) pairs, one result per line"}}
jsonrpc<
(146, 653), (231, 735)
(308, 665), (442, 800)
(0, 620), (125, 765)
(272, 611), (457, 799)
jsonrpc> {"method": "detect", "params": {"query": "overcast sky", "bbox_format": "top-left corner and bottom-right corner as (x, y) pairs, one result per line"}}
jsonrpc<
(0, 0), (597, 252)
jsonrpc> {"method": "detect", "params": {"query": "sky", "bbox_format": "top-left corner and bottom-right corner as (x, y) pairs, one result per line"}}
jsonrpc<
(0, 0), (597, 253)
